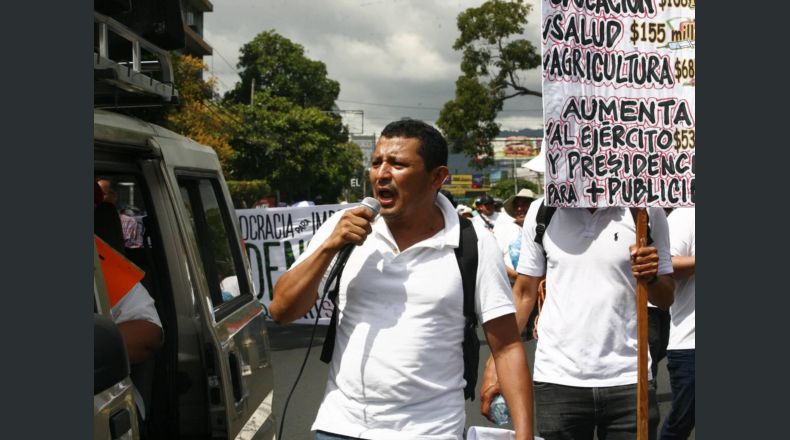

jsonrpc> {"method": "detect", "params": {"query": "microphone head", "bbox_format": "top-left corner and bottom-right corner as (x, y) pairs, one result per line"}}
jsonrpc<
(360, 197), (381, 216)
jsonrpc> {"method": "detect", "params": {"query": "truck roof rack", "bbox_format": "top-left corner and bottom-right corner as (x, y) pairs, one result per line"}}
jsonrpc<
(94, 11), (179, 108)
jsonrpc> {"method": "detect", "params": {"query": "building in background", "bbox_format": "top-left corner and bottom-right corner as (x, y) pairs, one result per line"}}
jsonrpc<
(180, 0), (213, 58)
(350, 134), (376, 167)
(445, 135), (544, 202)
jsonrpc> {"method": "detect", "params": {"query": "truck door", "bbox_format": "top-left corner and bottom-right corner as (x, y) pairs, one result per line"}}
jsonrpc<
(176, 175), (276, 440)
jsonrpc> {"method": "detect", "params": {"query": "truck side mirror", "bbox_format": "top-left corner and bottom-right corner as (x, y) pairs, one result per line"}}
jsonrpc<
(94, 314), (130, 394)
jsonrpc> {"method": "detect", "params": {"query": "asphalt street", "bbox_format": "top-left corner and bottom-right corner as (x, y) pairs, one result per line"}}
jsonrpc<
(267, 323), (694, 440)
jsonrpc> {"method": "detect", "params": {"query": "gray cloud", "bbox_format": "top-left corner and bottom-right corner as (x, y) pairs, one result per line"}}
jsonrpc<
(204, 0), (543, 134)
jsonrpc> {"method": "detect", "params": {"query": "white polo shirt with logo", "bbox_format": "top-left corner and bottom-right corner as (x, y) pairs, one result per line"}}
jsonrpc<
(293, 194), (515, 439)
(516, 201), (673, 387)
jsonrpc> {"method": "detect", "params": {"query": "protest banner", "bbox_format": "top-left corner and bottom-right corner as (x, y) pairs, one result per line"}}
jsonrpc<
(541, 1), (694, 436)
(542, 0), (695, 208)
(236, 203), (356, 324)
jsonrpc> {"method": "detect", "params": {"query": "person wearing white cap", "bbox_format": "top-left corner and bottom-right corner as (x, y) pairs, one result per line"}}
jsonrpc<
(473, 195), (500, 231)
(456, 204), (474, 219)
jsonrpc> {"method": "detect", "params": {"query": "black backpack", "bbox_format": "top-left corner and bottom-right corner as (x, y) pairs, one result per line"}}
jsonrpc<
(321, 215), (481, 401)
(456, 215), (479, 401)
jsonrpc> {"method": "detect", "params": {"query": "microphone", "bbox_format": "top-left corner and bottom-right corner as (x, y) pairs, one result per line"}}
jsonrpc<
(333, 197), (381, 269)
(325, 197), (380, 290)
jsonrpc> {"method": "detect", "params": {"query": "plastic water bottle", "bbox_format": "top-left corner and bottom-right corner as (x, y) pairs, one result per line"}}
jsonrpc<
(490, 394), (511, 426)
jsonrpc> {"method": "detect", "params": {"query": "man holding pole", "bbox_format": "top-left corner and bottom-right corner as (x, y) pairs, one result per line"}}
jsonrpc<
(480, 201), (674, 440)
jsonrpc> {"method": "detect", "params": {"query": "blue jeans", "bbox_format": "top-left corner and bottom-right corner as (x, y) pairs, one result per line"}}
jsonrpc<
(660, 349), (695, 439)
(315, 430), (367, 440)
(534, 381), (659, 440)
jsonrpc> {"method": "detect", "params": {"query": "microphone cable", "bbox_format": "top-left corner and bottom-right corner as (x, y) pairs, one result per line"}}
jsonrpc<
(276, 245), (348, 440)
(276, 197), (379, 439)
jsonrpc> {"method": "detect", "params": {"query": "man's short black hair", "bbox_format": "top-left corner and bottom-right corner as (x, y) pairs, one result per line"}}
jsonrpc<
(380, 118), (448, 171)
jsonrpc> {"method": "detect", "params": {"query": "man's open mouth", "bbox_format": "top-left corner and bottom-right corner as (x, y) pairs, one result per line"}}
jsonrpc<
(376, 188), (396, 207)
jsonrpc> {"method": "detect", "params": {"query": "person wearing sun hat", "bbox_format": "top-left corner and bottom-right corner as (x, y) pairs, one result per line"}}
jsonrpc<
(494, 189), (537, 284)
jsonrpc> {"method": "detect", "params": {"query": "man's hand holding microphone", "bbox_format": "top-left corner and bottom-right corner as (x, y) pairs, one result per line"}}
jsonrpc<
(324, 198), (380, 268)
(270, 198), (380, 324)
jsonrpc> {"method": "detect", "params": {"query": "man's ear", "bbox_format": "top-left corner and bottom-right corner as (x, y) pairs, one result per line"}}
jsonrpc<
(431, 166), (449, 190)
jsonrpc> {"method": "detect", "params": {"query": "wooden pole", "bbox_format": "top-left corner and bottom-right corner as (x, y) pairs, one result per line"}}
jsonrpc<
(635, 208), (649, 440)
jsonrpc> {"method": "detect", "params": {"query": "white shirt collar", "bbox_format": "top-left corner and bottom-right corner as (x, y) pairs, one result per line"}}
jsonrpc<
(371, 192), (460, 253)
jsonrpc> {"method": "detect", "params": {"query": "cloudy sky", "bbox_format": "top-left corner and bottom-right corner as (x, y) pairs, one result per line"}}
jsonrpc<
(203, 0), (544, 136)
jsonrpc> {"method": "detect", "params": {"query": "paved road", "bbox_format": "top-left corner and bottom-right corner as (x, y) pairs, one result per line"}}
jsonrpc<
(268, 323), (693, 440)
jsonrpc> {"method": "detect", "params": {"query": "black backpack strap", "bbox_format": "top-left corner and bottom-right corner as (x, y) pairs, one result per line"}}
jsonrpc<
(534, 201), (557, 248)
(480, 214), (494, 231)
(455, 215), (479, 400)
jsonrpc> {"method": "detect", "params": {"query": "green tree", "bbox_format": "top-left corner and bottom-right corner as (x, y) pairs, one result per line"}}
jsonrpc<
(226, 180), (272, 208)
(488, 177), (540, 200)
(228, 91), (363, 203)
(165, 54), (236, 168)
(438, 0), (542, 167)
(225, 30), (340, 110)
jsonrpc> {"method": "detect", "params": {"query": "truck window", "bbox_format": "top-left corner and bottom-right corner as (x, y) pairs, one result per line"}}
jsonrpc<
(178, 177), (251, 320)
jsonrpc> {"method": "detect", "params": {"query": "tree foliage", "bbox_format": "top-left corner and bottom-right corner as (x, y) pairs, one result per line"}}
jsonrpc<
(438, 0), (542, 167)
(165, 54), (236, 167)
(488, 177), (540, 200)
(227, 91), (363, 203)
(225, 30), (340, 110)
(226, 180), (272, 208)
(221, 30), (363, 203)
(120, 31), (362, 204)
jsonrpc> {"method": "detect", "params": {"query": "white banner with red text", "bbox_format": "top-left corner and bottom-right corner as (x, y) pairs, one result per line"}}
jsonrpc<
(542, 0), (695, 207)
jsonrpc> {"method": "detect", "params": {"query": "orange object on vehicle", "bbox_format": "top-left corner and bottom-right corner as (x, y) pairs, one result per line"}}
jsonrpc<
(95, 235), (145, 308)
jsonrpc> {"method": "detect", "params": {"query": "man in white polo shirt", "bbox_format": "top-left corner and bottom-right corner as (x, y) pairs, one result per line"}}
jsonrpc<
(271, 119), (534, 440)
(480, 200), (675, 440)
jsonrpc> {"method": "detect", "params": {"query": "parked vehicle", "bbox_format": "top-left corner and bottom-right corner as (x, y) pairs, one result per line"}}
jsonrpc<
(93, 7), (276, 440)
(93, 107), (277, 440)
(94, 241), (141, 440)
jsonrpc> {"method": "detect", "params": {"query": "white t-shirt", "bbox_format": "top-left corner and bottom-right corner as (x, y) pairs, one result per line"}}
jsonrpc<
(111, 282), (162, 328)
(667, 207), (695, 350)
(295, 194), (515, 440)
(516, 200), (673, 387)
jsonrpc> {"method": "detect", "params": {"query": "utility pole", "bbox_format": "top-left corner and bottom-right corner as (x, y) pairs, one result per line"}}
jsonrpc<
(250, 78), (255, 105)
(513, 158), (519, 193)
